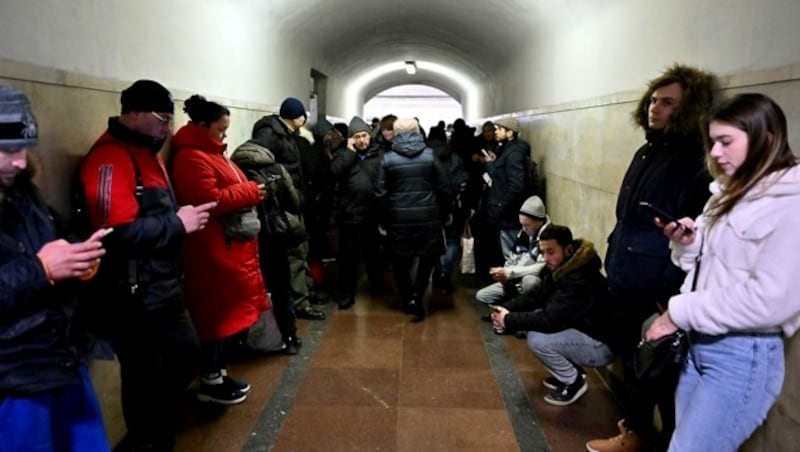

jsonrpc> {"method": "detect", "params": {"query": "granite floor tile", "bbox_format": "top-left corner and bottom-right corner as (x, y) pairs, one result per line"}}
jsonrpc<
(271, 406), (397, 452)
(313, 336), (404, 369)
(396, 407), (519, 452)
(398, 368), (504, 410)
(294, 367), (400, 407)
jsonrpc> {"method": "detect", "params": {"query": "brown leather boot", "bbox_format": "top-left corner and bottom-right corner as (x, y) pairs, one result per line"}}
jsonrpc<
(585, 419), (644, 452)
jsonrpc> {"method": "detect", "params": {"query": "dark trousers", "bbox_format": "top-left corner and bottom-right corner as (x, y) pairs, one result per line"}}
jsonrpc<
(393, 254), (437, 304)
(612, 291), (679, 451)
(111, 303), (200, 449)
(338, 223), (384, 299)
(199, 340), (224, 378)
(260, 240), (297, 339)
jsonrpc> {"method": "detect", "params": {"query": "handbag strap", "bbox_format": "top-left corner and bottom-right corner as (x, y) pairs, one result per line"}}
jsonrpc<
(225, 157), (244, 184)
(690, 233), (704, 291)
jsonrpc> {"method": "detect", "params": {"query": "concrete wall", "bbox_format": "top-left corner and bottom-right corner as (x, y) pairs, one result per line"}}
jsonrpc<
(499, 0), (800, 113)
(0, 0), (310, 109)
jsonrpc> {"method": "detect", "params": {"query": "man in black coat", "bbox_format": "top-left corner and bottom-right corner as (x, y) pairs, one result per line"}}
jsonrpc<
(252, 97), (325, 321)
(0, 85), (109, 449)
(485, 117), (531, 261)
(588, 64), (714, 452)
(330, 116), (384, 309)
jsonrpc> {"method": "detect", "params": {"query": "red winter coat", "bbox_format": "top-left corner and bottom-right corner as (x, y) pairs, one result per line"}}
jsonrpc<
(170, 122), (269, 341)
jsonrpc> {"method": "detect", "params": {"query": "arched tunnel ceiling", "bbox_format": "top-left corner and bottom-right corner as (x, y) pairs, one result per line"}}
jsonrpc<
(249, 0), (538, 116)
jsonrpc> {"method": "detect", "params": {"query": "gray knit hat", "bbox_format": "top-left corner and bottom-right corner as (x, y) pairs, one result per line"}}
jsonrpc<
(348, 116), (371, 137)
(519, 195), (546, 219)
(495, 117), (520, 133)
(0, 85), (38, 150)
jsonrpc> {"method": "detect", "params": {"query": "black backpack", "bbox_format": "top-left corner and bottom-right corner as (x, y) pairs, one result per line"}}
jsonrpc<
(70, 146), (143, 338)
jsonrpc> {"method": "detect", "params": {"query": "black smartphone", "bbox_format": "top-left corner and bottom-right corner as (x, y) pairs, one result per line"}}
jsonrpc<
(638, 201), (678, 224)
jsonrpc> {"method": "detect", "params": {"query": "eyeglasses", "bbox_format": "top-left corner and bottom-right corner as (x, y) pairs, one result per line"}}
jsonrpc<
(151, 112), (173, 125)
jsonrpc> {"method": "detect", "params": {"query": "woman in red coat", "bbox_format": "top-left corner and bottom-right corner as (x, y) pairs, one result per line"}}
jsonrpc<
(170, 95), (269, 405)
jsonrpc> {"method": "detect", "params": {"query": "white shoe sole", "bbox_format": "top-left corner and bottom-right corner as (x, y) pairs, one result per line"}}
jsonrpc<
(196, 392), (248, 405)
(543, 382), (588, 406)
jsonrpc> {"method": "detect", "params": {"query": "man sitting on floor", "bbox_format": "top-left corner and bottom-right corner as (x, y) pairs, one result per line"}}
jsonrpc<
(476, 195), (550, 315)
(491, 225), (614, 406)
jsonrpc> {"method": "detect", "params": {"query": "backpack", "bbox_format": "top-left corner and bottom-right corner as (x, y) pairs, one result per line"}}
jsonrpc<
(70, 146), (143, 339)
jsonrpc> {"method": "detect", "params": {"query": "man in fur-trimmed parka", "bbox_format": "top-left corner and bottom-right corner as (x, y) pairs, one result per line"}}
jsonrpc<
(588, 64), (715, 452)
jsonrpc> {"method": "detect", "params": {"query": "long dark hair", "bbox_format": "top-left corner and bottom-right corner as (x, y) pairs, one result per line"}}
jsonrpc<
(705, 93), (795, 227)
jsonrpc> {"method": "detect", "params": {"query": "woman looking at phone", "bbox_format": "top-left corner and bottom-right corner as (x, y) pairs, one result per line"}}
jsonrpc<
(646, 93), (800, 451)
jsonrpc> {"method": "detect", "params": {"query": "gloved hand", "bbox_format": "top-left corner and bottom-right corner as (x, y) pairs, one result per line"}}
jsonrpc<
(378, 225), (387, 236)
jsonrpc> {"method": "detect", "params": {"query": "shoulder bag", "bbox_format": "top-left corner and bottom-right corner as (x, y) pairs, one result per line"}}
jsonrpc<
(634, 234), (703, 380)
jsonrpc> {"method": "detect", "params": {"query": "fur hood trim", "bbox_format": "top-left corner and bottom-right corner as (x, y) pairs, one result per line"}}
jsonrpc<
(552, 239), (598, 282)
(632, 63), (714, 136)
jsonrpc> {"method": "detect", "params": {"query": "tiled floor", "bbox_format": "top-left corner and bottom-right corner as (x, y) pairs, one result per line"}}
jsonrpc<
(173, 276), (623, 451)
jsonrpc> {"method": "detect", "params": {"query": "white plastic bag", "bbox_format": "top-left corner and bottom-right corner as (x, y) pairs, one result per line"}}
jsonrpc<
(460, 223), (476, 274)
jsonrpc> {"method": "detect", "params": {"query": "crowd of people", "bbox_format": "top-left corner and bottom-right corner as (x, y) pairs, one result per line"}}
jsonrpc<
(2, 60), (800, 452)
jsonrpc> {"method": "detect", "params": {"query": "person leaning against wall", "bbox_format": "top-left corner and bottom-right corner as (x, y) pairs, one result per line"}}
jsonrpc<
(484, 117), (532, 262)
(0, 85), (110, 451)
(586, 64), (714, 452)
(78, 80), (214, 451)
(169, 95), (270, 405)
(251, 97), (325, 321)
(647, 93), (800, 452)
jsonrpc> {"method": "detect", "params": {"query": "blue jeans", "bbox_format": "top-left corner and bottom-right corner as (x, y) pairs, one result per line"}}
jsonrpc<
(528, 329), (615, 384)
(499, 228), (518, 262)
(668, 333), (784, 452)
(0, 366), (110, 452)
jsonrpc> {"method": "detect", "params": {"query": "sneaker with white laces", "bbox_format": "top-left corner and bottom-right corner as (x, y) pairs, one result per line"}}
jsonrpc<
(220, 369), (250, 394)
(543, 374), (587, 406)
(197, 373), (248, 405)
(543, 369), (588, 390)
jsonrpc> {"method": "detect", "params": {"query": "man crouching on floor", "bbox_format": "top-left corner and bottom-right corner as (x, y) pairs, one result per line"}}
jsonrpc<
(491, 224), (614, 406)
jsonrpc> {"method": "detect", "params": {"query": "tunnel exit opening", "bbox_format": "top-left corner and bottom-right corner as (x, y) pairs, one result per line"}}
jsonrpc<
(363, 84), (462, 135)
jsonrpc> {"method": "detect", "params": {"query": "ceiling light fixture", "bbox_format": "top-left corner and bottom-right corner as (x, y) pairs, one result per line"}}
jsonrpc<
(405, 61), (417, 75)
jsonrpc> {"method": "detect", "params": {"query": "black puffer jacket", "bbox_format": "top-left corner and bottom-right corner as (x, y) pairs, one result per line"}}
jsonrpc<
(605, 64), (714, 300)
(486, 138), (530, 228)
(252, 114), (304, 192)
(503, 239), (614, 345)
(0, 173), (84, 395)
(330, 142), (382, 225)
(377, 132), (452, 257)
(605, 131), (709, 297)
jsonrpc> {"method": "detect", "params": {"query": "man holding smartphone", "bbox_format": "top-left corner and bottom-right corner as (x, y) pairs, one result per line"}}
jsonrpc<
(588, 65), (714, 452)
(0, 85), (110, 450)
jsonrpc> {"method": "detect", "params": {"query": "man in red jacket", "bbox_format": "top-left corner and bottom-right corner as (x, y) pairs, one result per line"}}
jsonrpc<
(79, 80), (215, 451)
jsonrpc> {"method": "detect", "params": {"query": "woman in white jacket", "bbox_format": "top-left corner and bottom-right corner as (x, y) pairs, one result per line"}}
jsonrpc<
(646, 93), (800, 452)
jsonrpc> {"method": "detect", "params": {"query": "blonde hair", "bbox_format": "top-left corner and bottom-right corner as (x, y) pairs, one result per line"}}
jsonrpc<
(705, 93), (795, 228)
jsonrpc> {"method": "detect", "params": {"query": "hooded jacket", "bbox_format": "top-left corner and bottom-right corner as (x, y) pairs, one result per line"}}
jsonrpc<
(252, 114), (304, 191)
(669, 164), (800, 337)
(605, 64), (714, 302)
(169, 122), (269, 341)
(376, 132), (452, 257)
(230, 140), (304, 248)
(503, 239), (613, 344)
